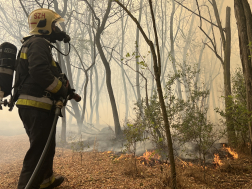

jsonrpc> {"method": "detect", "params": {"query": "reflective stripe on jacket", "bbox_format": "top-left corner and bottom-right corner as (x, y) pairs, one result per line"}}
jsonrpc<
(0, 67), (14, 75)
(16, 94), (53, 110)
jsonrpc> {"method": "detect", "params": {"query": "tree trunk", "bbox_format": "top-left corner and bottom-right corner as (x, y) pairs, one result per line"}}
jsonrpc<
(182, 1), (196, 101)
(94, 66), (100, 126)
(114, 0), (177, 187)
(95, 0), (122, 137)
(54, 0), (85, 136)
(148, 1), (177, 188)
(170, 0), (182, 100)
(89, 67), (94, 125)
(234, 0), (252, 153)
(136, 0), (143, 104)
(212, 0), (236, 146)
(120, 0), (129, 124)
(224, 7), (236, 146)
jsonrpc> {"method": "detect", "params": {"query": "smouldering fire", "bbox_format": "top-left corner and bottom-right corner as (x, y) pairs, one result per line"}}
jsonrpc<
(141, 150), (161, 160)
(188, 162), (193, 166)
(116, 154), (132, 161)
(137, 150), (161, 166)
(223, 145), (238, 159)
(180, 159), (194, 168)
(213, 154), (223, 166)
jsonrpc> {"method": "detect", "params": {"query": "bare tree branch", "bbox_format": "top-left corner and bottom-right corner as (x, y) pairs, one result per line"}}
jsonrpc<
(149, 0), (161, 74)
(203, 42), (224, 66)
(19, 0), (29, 17)
(195, 0), (202, 27)
(114, 0), (151, 46)
(66, 106), (76, 117)
(42, 0), (45, 7)
(174, 0), (219, 28)
(35, 0), (43, 8)
(202, 5), (217, 48)
(212, 0), (226, 48)
(54, 0), (68, 17)
(82, 0), (100, 27)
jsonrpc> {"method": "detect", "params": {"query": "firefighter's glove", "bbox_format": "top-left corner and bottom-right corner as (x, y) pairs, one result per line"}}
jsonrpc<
(55, 100), (64, 117)
(55, 100), (64, 109)
(56, 84), (68, 100)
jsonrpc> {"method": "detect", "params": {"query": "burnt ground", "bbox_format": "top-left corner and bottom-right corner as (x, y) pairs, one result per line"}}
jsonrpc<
(1, 135), (252, 189)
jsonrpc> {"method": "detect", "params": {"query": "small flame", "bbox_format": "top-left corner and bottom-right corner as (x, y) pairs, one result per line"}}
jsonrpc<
(223, 146), (238, 159)
(142, 150), (161, 160)
(201, 165), (207, 169)
(115, 154), (132, 161)
(180, 159), (193, 167)
(137, 150), (161, 165)
(188, 162), (193, 166)
(213, 154), (223, 166)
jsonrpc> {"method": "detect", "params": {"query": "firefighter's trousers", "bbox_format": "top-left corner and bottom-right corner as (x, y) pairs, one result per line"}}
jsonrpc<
(17, 108), (56, 189)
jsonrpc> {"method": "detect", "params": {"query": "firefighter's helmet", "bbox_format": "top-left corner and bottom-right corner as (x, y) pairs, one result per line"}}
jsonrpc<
(28, 8), (64, 35)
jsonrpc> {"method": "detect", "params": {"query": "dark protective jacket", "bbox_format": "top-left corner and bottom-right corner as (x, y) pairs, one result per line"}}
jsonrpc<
(14, 35), (67, 111)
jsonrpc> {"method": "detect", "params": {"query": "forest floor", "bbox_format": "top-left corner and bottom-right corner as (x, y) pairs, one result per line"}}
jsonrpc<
(1, 135), (252, 189)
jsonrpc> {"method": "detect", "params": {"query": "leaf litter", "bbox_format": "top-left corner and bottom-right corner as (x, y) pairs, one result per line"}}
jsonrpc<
(1, 135), (252, 188)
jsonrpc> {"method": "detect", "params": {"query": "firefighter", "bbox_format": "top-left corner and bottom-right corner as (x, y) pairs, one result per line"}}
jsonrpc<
(14, 8), (70, 189)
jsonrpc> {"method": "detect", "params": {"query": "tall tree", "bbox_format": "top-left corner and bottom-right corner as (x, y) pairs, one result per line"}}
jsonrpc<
(114, 1), (177, 188)
(211, 0), (235, 146)
(54, 0), (84, 134)
(120, 0), (130, 124)
(177, 0), (235, 145)
(234, 0), (252, 153)
(135, 0), (143, 104)
(170, 0), (182, 100)
(84, 0), (122, 137)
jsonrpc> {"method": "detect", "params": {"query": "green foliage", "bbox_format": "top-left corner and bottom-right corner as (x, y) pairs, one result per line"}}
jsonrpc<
(165, 65), (223, 161)
(123, 105), (148, 155)
(216, 67), (250, 148)
(122, 44), (151, 70)
(125, 64), (222, 162)
(69, 133), (90, 165)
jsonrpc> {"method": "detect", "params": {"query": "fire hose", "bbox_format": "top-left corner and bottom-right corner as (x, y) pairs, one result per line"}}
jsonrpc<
(25, 92), (81, 189)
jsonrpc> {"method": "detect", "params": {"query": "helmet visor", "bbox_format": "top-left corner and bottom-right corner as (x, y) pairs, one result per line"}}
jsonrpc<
(52, 18), (64, 33)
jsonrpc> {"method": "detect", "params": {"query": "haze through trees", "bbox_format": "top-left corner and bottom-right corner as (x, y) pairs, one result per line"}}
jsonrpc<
(2, 1), (252, 187)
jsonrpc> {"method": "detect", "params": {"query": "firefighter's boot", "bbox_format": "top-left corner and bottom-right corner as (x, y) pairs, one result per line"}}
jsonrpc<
(40, 175), (64, 189)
